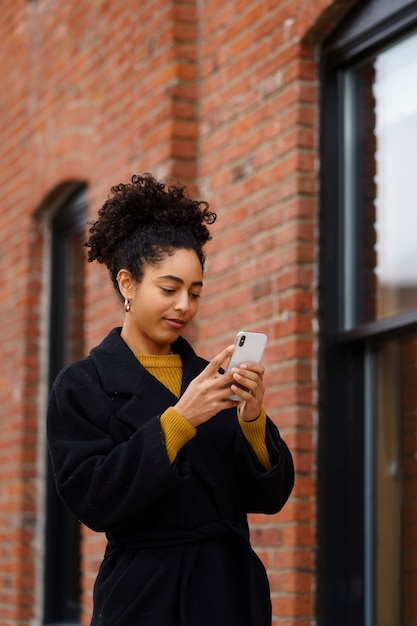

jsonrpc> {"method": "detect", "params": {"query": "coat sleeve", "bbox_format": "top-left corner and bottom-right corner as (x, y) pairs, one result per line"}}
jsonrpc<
(235, 417), (294, 514)
(47, 363), (189, 532)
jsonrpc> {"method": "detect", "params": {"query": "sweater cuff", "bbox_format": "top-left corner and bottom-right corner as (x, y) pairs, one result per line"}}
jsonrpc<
(160, 407), (196, 464)
(238, 407), (271, 469)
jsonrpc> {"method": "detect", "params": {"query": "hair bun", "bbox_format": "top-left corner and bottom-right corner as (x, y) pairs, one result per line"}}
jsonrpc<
(85, 173), (216, 269)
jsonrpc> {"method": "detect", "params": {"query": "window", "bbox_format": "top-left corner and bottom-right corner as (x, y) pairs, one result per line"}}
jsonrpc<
(320, 2), (417, 625)
(43, 186), (87, 625)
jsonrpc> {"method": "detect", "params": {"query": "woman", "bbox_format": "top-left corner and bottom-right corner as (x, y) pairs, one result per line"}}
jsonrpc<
(47, 173), (294, 626)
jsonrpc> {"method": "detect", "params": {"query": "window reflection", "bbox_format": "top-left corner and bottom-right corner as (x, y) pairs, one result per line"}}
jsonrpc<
(376, 335), (417, 626)
(350, 31), (417, 323)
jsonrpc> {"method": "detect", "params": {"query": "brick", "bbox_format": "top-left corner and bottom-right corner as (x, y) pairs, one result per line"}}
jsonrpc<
(272, 593), (314, 618)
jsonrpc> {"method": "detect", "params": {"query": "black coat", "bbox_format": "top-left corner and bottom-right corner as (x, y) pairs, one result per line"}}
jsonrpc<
(47, 328), (294, 626)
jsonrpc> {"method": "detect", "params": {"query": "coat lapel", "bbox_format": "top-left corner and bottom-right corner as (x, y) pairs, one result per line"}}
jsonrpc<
(89, 329), (202, 432)
(90, 327), (145, 395)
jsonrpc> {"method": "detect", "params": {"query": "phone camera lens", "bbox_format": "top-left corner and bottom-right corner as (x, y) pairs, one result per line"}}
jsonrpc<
(239, 335), (246, 347)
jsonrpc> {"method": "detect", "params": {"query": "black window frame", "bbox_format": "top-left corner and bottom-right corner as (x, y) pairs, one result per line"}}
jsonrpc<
(43, 185), (87, 625)
(319, 1), (417, 625)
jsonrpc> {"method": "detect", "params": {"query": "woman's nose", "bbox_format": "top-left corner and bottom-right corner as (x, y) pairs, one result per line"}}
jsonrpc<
(174, 291), (190, 311)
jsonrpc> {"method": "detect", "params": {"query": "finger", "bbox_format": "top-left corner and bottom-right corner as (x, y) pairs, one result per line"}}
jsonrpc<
(232, 369), (264, 397)
(229, 383), (250, 397)
(232, 368), (259, 387)
(205, 345), (235, 375)
(238, 362), (265, 376)
(231, 377), (255, 397)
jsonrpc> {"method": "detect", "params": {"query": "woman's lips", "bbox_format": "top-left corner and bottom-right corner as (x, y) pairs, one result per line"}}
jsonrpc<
(165, 318), (186, 329)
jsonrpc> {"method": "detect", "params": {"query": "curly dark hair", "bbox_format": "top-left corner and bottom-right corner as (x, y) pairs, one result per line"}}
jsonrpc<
(85, 173), (217, 296)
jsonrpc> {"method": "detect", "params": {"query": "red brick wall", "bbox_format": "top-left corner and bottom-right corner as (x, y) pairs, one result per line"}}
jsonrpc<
(0, 1), (355, 624)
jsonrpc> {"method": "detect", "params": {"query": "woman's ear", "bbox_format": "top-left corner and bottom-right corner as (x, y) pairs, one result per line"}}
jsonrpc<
(117, 269), (135, 301)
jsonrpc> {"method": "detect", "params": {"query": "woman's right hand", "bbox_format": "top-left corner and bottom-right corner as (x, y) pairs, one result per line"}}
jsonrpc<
(173, 345), (240, 427)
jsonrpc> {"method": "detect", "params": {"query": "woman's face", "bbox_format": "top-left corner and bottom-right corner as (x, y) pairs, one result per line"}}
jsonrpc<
(119, 248), (204, 355)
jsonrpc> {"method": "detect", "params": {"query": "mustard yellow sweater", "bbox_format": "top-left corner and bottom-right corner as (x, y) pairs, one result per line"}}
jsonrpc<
(137, 353), (271, 469)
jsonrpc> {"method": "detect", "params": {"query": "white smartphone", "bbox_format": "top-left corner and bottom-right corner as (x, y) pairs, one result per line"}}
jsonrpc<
(224, 331), (268, 400)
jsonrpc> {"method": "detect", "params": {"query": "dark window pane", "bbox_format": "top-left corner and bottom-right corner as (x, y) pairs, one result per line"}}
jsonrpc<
(344, 32), (417, 327)
(44, 187), (87, 624)
(375, 334), (417, 626)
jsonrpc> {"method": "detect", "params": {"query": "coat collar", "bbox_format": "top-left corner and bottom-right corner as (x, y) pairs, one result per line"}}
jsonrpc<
(89, 327), (201, 396)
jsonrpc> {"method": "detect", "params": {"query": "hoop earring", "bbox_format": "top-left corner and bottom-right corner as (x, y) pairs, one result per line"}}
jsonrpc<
(124, 298), (131, 313)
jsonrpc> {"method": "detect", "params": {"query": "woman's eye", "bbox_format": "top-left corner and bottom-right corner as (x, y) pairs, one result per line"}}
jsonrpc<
(160, 287), (201, 299)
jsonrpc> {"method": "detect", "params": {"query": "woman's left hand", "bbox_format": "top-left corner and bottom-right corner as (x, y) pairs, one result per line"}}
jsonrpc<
(229, 362), (265, 422)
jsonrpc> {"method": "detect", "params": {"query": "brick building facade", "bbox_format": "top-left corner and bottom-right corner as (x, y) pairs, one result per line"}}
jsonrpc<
(1, 0), (417, 625)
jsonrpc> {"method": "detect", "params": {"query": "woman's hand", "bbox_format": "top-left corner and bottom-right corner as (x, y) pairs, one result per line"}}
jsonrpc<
(173, 345), (241, 427)
(173, 346), (265, 427)
(229, 362), (265, 422)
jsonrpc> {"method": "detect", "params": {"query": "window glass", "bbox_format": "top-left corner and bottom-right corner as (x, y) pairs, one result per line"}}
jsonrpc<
(44, 188), (87, 624)
(344, 31), (417, 326)
(375, 334), (417, 626)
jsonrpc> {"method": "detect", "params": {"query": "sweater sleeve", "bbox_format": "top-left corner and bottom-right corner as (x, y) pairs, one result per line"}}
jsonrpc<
(238, 407), (272, 469)
(160, 407), (197, 463)
(160, 404), (272, 468)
